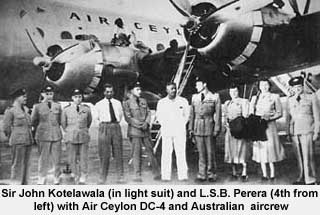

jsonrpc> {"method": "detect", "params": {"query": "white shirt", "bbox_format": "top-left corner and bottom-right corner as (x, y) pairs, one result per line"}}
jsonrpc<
(156, 96), (190, 136)
(94, 98), (123, 123)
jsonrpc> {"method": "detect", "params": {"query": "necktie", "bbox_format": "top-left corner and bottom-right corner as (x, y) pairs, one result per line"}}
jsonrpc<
(47, 102), (51, 109)
(136, 98), (140, 106)
(201, 93), (205, 102)
(76, 105), (80, 113)
(108, 99), (117, 122)
(296, 95), (301, 102)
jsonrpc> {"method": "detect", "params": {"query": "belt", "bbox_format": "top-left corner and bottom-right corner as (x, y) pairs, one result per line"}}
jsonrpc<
(100, 121), (119, 124)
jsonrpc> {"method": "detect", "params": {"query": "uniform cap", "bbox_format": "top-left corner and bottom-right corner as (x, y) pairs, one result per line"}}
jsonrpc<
(128, 81), (141, 90)
(41, 85), (54, 93)
(71, 88), (83, 96)
(288, 76), (304, 86)
(195, 76), (206, 83)
(10, 88), (26, 99)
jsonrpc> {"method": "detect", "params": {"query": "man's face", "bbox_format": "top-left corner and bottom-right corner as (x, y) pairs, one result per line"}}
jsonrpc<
(72, 95), (83, 105)
(259, 81), (270, 93)
(292, 84), (303, 96)
(104, 87), (114, 99)
(166, 84), (177, 98)
(42, 91), (54, 101)
(229, 88), (239, 99)
(195, 81), (205, 93)
(131, 87), (141, 98)
(17, 94), (27, 105)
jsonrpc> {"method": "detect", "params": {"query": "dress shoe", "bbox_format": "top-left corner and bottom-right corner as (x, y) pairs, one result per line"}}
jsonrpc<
(208, 174), (217, 182)
(231, 174), (239, 180)
(133, 177), (143, 183)
(153, 175), (161, 181)
(292, 180), (305, 185)
(261, 176), (269, 181)
(195, 177), (206, 183)
(53, 177), (60, 185)
(37, 177), (46, 185)
(241, 175), (248, 182)
(306, 182), (317, 185)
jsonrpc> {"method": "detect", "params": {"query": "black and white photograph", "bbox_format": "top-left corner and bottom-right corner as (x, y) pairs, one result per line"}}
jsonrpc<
(0, 0), (320, 189)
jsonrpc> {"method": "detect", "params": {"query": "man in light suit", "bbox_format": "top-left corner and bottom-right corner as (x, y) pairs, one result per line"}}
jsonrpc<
(156, 82), (190, 181)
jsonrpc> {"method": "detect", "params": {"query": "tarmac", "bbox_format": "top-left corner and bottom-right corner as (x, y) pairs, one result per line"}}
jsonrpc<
(1, 115), (320, 185)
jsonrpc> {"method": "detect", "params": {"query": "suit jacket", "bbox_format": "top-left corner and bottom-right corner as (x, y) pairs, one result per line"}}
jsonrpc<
(287, 93), (320, 135)
(31, 101), (62, 142)
(189, 91), (221, 136)
(3, 105), (33, 146)
(61, 103), (92, 144)
(123, 96), (151, 138)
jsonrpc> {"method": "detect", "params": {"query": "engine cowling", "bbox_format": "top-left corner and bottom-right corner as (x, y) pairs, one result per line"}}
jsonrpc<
(34, 40), (140, 96)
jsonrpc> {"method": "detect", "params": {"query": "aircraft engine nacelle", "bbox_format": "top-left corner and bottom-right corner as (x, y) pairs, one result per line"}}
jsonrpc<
(186, 4), (264, 68)
(34, 40), (139, 95)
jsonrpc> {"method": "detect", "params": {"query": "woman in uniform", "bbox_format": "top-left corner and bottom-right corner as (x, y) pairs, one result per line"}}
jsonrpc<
(249, 80), (285, 181)
(2, 89), (33, 184)
(224, 86), (249, 181)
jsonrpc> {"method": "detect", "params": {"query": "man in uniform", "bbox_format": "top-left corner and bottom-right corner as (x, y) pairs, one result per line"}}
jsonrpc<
(123, 82), (161, 182)
(3, 89), (33, 184)
(31, 85), (62, 185)
(189, 77), (221, 182)
(61, 89), (92, 184)
(156, 82), (190, 181)
(287, 76), (320, 185)
(94, 83), (124, 184)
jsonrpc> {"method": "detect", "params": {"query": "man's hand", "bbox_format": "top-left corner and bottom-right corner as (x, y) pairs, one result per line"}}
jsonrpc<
(213, 131), (220, 137)
(188, 130), (194, 139)
(141, 122), (149, 131)
(286, 134), (292, 143)
(313, 132), (319, 142)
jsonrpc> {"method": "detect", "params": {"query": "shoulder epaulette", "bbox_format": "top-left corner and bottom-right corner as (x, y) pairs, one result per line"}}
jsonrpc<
(64, 103), (71, 109)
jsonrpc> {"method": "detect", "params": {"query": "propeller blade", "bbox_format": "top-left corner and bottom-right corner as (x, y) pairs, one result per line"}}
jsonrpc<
(202, 0), (274, 23)
(169, 0), (192, 18)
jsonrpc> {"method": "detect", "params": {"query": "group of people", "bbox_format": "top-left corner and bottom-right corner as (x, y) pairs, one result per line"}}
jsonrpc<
(2, 75), (319, 185)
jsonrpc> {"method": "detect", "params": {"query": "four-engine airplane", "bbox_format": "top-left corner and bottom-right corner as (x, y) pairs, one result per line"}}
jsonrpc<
(0, 0), (319, 106)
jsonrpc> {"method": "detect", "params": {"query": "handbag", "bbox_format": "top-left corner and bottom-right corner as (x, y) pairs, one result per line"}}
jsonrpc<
(246, 92), (268, 141)
(229, 116), (246, 139)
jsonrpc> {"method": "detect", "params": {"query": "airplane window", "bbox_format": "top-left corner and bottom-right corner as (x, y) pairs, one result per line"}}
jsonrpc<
(47, 45), (63, 57)
(36, 27), (44, 38)
(61, 31), (73, 39)
(75, 34), (90, 40)
(156, 43), (165, 51)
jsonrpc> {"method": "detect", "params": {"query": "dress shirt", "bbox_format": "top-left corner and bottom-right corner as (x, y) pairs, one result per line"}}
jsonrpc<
(156, 96), (189, 136)
(94, 98), (123, 123)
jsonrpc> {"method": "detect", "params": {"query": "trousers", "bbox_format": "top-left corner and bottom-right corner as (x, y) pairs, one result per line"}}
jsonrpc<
(38, 141), (61, 178)
(130, 137), (160, 178)
(292, 134), (316, 184)
(11, 145), (32, 184)
(161, 134), (188, 180)
(98, 123), (123, 182)
(195, 136), (217, 179)
(68, 143), (89, 180)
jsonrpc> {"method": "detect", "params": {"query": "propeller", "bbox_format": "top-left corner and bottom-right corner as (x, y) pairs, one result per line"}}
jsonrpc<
(169, 0), (274, 25)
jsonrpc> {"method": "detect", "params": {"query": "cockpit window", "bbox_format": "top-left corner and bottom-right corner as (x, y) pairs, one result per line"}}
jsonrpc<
(36, 27), (44, 38)
(61, 31), (73, 39)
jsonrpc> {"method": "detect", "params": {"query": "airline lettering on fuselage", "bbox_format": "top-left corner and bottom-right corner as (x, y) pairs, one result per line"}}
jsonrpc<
(69, 12), (182, 36)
